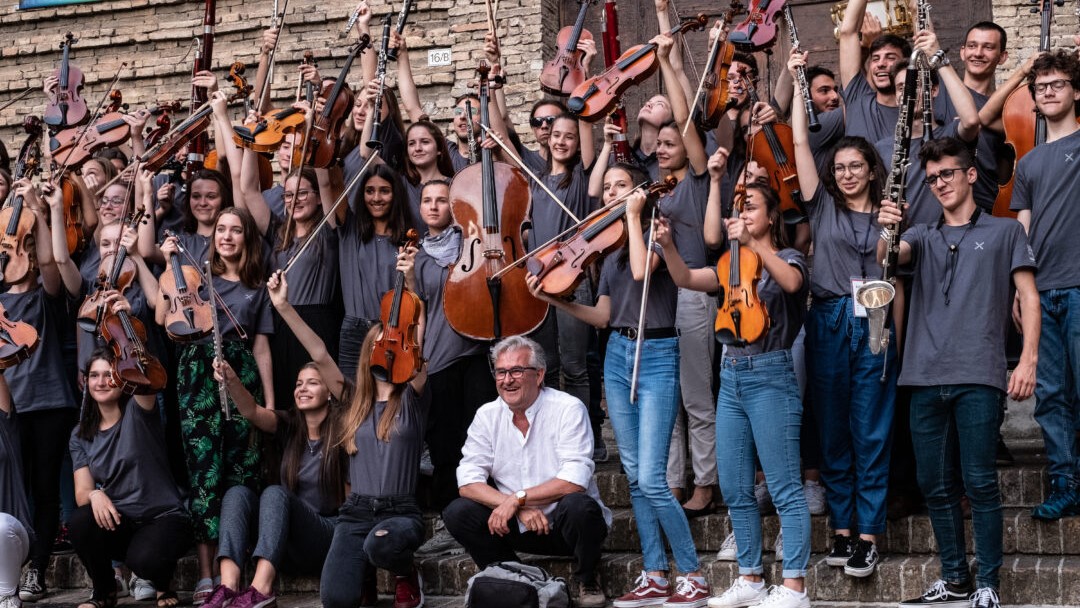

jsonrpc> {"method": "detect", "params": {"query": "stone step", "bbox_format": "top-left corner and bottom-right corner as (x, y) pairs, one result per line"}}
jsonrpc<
(602, 508), (1080, 556)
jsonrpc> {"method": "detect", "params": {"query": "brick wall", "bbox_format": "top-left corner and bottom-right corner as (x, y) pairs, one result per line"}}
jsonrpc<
(991, 0), (1080, 76)
(0, 0), (552, 163)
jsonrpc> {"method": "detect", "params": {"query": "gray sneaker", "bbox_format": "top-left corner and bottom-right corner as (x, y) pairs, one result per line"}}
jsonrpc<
(416, 522), (464, 557)
(130, 576), (157, 601)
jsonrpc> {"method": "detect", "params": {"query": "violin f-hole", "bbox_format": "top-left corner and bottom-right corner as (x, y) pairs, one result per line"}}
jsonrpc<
(459, 237), (483, 273)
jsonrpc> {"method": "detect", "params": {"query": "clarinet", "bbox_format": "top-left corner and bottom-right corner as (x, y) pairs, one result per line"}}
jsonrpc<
(341, 4), (362, 38)
(386, 0), (415, 62)
(916, 0), (934, 143)
(366, 15), (392, 150)
(783, 4), (820, 132)
(464, 100), (479, 164)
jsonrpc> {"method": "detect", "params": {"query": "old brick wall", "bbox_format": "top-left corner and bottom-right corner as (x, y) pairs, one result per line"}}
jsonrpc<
(0, 0), (553, 161)
(991, 0), (1080, 75)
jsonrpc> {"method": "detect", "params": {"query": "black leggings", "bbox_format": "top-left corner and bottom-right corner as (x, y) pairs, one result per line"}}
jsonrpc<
(20, 408), (78, 572)
(68, 505), (192, 599)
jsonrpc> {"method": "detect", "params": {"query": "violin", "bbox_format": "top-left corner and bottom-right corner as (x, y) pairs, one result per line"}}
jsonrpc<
(539, 0), (596, 97)
(729, 0), (784, 52)
(715, 185), (769, 345)
(43, 33), (89, 130)
(444, 62), (548, 340)
(567, 14), (708, 122)
(144, 104), (175, 149)
(232, 56), (306, 155)
(159, 231), (213, 342)
(598, 0), (632, 164)
(305, 38), (369, 168)
(741, 71), (805, 224)
(527, 177), (677, 297)
(100, 307), (168, 395)
(50, 112), (132, 170)
(689, 3), (743, 132)
(59, 173), (87, 255)
(77, 209), (145, 332)
(371, 229), (423, 384)
(138, 103), (213, 174)
(0, 117), (45, 289)
(0, 300), (39, 370)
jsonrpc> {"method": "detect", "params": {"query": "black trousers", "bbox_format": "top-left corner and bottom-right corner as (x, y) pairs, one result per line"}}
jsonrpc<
(68, 505), (192, 599)
(442, 493), (608, 585)
(426, 354), (498, 511)
(20, 408), (78, 572)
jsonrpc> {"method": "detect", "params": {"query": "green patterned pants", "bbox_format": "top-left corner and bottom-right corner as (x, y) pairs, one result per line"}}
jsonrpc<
(178, 340), (263, 542)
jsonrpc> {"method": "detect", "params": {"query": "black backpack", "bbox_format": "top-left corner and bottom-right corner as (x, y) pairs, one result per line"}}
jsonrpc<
(465, 561), (571, 608)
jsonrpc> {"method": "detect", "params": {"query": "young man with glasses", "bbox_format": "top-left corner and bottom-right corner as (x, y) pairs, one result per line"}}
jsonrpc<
(878, 137), (1039, 608)
(443, 335), (611, 608)
(1007, 49), (1080, 521)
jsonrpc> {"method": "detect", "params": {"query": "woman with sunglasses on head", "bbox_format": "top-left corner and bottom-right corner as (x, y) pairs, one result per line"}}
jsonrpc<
(787, 48), (897, 579)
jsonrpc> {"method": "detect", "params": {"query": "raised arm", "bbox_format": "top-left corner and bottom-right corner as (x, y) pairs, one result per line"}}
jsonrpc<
(703, 149), (731, 248)
(914, 31), (979, 141)
(838, 0), (869, 89)
(215, 357), (278, 433)
(655, 35), (707, 174)
(789, 50), (821, 196)
(392, 32), (425, 123)
(267, 270), (346, 396)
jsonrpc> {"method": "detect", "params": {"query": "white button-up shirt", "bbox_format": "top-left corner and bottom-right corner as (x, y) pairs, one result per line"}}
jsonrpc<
(457, 387), (612, 531)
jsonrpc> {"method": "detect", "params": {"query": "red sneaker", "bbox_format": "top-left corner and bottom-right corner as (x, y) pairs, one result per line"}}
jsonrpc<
(663, 576), (711, 608)
(393, 569), (424, 608)
(614, 571), (672, 607)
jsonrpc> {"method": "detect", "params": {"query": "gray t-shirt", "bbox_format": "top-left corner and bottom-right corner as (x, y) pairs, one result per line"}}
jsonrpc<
(268, 217), (340, 307)
(809, 108), (847, 180)
(805, 184), (881, 298)
(934, 87), (1006, 213)
(175, 232), (211, 268)
(348, 383), (430, 497)
(723, 248), (809, 358)
(403, 178), (430, 236)
(0, 409), (34, 544)
(597, 243), (677, 329)
(633, 145), (660, 182)
(337, 210), (398, 320)
(528, 164), (596, 252)
(69, 401), (186, 520)
(898, 214), (1036, 391)
(1010, 129), (1080, 291)
(199, 278), (274, 343)
(0, 288), (76, 412)
(413, 248), (485, 374)
(446, 140), (472, 175)
(874, 120), (967, 227)
(263, 184), (286, 221)
(658, 169), (710, 269)
(842, 72), (900, 144)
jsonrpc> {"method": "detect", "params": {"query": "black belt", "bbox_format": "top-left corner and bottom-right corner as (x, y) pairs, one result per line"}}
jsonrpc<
(612, 327), (679, 340)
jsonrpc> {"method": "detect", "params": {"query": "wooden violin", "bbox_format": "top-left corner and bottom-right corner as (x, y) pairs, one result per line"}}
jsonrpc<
(444, 62), (548, 340)
(741, 71), (804, 224)
(0, 300), (39, 370)
(138, 103), (213, 174)
(690, 2), (743, 132)
(59, 173), (87, 255)
(527, 177), (677, 297)
(715, 185), (769, 345)
(77, 209), (145, 332)
(304, 37), (369, 168)
(100, 306), (167, 395)
(539, 0), (596, 96)
(159, 231), (213, 342)
(50, 112), (132, 170)
(0, 117), (45, 289)
(567, 14), (708, 122)
(729, 0), (784, 52)
(371, 229), (423, 384)
(43, 33), (89, 129)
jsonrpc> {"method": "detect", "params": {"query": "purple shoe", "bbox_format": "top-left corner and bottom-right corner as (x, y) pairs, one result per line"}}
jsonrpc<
(201, 585), (237, 608)
(230, 586), (277, 608)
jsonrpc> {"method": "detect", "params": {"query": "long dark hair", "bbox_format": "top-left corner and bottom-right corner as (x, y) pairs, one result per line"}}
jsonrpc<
(403, 121), (454, 186)
(77, 348), (119, 441)
(355, 164), (411, 245)
(280, 363), (347, 508)
(543, 114), (583, 190)
(822, 136), (886, 212)
(183, 169), (233, 233)
(210, 206), (266, 289)
(744, 183), (789, 250)
(604, 163), (654, 270)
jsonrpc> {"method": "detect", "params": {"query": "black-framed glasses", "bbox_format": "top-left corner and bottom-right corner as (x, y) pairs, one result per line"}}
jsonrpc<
(492, 366), (538, 380)
(530, 115), (558, 128)
(923, 167), (969, 188)
(1033, 79), (1069, 95)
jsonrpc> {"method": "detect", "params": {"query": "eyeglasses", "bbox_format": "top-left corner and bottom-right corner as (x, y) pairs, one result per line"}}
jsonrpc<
(530, 115), (558, 128)
(1033, 79), (1070, 95)
(923, 167), (969, 188)
(99, 197), (126, 208)
(492, 366), (538, 380)
(832, 162), (868, 176)
(283, 189), (314, 202)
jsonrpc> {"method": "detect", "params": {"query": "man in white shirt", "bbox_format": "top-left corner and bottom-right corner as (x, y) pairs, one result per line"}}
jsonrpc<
(444, 336), (611, 608)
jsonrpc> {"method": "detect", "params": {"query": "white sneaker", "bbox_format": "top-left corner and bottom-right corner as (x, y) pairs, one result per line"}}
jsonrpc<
(748, 585), (809, 608)
(773, 530), (784, 562)
(113, 573), (130, 599)
(130, 576), (157, 601)
(803, 480), (826, 515)
(708, 578), (768, 608)
(716, 532), (738, 561)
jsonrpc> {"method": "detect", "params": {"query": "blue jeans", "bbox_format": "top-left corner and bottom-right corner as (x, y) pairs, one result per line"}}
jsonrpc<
(320, 494), (424, 608)
(338, 316), (374, 382)
(533, 281), (594, 410)
(806, 297), (896, 534)
(604, 333), (699, 573)
(218, 485), (336, 576)
(717, 350), (811, 579)
(910, 385), (1004, 589)
(1034, 288), (1080, 483)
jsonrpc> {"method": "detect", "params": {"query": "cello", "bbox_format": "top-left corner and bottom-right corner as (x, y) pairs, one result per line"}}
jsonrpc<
(740, 70), (805, 224)
(715, 185), (769, 345)
(0, 117), (45, 289)
(43, 33), (88, 130)
(371, 229), (423, 384)
(539, 0), (596, 96)
(444, 63), (548, 340)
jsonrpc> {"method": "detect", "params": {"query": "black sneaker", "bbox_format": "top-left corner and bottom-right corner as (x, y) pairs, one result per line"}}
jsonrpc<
(898, 579), (973, 608)
(969, 587), (999, 608)
(52, 523), (74, 555)
(19, 568), (46, 602)
(843, 538), (879, 577)
(825, 534), (854, 567)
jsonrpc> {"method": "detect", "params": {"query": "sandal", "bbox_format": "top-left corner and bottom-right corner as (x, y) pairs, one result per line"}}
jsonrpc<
(157, 590), (180, 607)
(193, 577), (214, 605)
(78, 593), (117, 608)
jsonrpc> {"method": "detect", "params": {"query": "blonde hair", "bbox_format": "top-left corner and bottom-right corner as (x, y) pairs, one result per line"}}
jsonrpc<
(338, 323), (405, 452)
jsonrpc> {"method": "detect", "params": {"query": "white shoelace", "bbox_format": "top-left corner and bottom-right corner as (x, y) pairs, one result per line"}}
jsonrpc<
(630, 571), (651, 592)
(923, 581), (952, 601)
(758, 586), (796, 607)
(970, 587), (999, 608)
(674, 577), (704, 597)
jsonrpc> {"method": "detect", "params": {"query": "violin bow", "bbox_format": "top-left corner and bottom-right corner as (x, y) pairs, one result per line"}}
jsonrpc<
(684, 23), (724, 137)
(629, 203), (658, 403)
(666, 0), (702, 87)
(258, 0), (291, 110)
(477, 123), (580, 223)
(52, 65), (128, 179)
(0, 88), (34, 113)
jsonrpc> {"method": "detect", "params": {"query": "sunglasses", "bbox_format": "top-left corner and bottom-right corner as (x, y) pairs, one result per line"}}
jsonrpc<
(530, 115), (558, 128)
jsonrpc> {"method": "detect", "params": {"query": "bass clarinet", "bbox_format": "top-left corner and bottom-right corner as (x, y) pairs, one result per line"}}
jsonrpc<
(783, 4), (820, 132)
